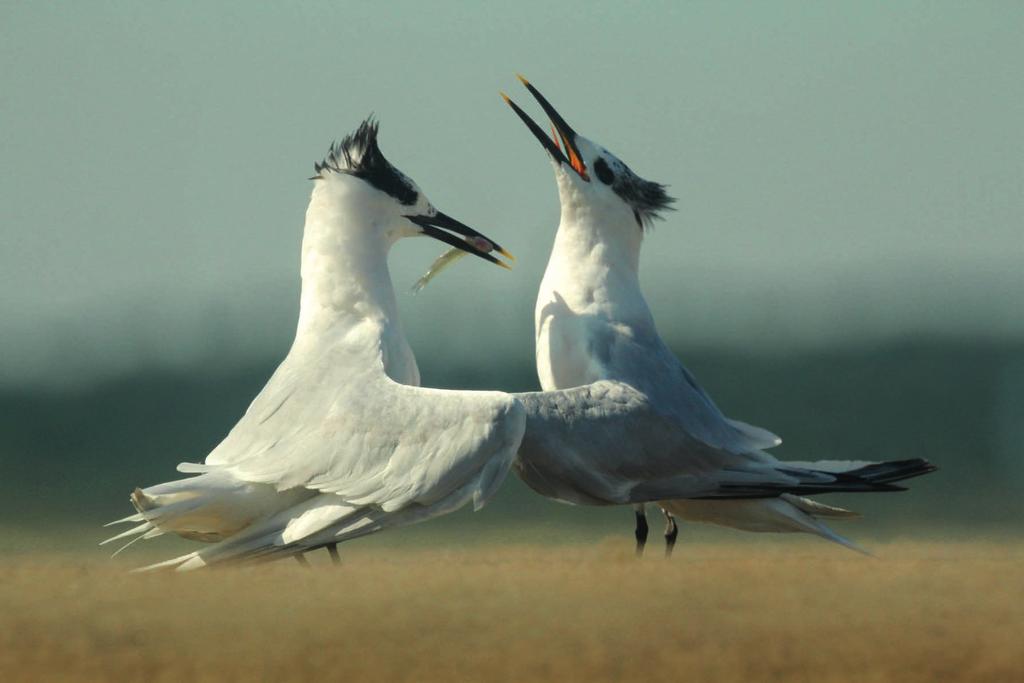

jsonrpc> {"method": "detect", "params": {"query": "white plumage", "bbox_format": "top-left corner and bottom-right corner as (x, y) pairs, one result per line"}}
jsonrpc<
(104, 120), (523, 570)
(504, 76), (935, 553)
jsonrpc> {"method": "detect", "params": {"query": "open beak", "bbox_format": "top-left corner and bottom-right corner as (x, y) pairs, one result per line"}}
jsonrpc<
(406, 211), (515, 270)
(501, 74), (589, 181)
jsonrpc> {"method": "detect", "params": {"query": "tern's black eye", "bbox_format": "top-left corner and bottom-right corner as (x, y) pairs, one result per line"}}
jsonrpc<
(594, 157), (615, 185)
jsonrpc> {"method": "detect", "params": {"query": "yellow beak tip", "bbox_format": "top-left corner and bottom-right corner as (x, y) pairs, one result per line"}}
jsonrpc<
(499, 248), (516, 261)
(499, 91), (511, 103)
(516, 73), (530, 86)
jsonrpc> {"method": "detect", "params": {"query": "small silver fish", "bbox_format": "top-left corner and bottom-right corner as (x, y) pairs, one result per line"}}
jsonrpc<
(412, 248), (469, 293)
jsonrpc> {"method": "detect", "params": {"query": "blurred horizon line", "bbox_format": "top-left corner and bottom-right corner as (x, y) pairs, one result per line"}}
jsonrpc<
(3, 331), (1022, 395)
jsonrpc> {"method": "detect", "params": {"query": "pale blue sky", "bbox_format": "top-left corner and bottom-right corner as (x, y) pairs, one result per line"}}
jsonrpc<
(1, 1), (1021, 387)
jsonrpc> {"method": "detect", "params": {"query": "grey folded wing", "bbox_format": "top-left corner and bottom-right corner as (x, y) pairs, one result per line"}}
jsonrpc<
(514, 381), (792, 506)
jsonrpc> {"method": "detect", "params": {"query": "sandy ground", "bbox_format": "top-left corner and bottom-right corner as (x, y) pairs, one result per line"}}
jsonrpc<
(2, 540), (1021, 683)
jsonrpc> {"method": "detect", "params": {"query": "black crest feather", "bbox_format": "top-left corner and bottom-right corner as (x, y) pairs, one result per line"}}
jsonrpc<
(601, 155), (675, 229)
(312, 118), (418, 205)
(616, 175), (675, 229)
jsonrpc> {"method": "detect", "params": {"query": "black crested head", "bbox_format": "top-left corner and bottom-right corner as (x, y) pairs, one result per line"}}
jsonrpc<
(312, 118), (418, 206)
(595, 155), (675, 230)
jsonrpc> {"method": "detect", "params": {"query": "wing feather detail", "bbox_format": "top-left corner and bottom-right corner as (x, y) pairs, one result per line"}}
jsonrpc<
(203, 346), (525, 514)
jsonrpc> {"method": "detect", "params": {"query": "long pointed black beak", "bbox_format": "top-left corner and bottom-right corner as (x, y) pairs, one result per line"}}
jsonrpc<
(501, 74), (589, 181)
(406, 211), (514, 269)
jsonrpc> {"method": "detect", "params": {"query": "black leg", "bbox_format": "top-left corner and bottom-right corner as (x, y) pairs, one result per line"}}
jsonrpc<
(326, 543), (341, 565)
(634, 505), (649, 557)
(293, 553), (311, 568)
(663, 510), (678, 558)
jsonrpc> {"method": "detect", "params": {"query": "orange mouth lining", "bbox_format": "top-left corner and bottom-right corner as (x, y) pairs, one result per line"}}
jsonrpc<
(551, 123), (588, 178)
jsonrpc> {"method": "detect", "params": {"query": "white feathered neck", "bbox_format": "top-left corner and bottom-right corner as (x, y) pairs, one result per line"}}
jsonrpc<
(292, 175), (419, 386)
(537, 170), (654, 332)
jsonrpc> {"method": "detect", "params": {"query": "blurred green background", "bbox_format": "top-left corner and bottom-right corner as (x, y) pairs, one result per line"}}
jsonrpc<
(1, 2), (1021, 553)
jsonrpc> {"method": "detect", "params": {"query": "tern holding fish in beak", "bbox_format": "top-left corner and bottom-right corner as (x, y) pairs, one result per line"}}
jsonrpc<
(104, 118), (524, 570)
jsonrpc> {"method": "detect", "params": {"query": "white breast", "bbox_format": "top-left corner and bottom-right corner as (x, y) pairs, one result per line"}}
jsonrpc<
(534, 215), (654, 392)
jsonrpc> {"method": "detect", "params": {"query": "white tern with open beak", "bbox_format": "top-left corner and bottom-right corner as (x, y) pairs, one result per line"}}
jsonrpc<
(504, 76), (936, 556)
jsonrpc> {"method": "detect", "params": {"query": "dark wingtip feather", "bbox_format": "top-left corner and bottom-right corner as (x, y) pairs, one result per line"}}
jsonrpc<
(848, 458), (938, 484)
(706, 458), (938, 499)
